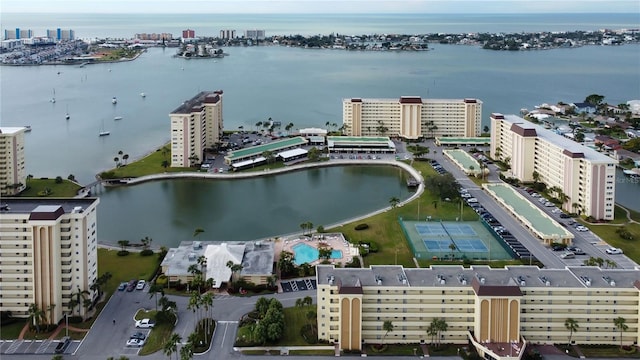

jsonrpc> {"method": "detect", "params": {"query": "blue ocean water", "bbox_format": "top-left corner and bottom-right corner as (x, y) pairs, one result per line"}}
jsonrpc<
(1, 12), (638, 39)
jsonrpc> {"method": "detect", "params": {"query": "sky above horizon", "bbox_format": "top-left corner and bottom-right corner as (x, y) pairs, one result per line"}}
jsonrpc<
(2, 0), (639, 13)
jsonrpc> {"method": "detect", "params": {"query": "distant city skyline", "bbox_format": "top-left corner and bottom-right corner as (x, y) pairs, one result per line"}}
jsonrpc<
(1, 0), (638, 14)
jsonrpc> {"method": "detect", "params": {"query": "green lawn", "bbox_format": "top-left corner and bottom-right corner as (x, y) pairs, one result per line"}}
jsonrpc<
(138, 317), (175, 356)
(577, 344), (640, 358)
(97, 249), (161, 296)
(329, 159), (477, 267)
(0, 322), (26, 340)
(587, 222), (640, 263)
(235, 306), (314, 347)
(101, 144), (194, 179)
(366, 344), (424, 356)
(19, 179), (81, 197)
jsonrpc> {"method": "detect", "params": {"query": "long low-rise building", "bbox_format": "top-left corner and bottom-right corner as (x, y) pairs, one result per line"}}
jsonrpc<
(224, 136), (307, 165)
(490, 114), (617, 220)
(0, 198), (100, 325)
(316, 265), (640, 359)
(343, 97), (482, 140)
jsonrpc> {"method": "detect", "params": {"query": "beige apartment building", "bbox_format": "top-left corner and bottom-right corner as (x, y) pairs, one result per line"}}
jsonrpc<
(317, 265), (640, 359)
(0, 198), (100, 325)
(0, 127), (27, 196)
(342, 97), (482, 140)
(490, 114), (616, 220)
(169, 91), (224, 167)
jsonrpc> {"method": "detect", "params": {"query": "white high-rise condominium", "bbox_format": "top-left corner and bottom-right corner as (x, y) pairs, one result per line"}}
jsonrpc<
(0, 127), (27, 196)
(169, 91), (224, 167)
(342, 97), (482, 140)
(490, 113), (617, 220)
(0, 198), (100, 324)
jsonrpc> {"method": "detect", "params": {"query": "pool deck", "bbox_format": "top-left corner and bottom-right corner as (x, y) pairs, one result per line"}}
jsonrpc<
(275, 233), (359, 266)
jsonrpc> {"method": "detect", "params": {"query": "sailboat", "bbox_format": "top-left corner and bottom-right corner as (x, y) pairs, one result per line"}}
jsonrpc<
(99, 119), (110, 137)
(112, 96), (117, 104)
(65, 105), (70, 120)
(140, 92), (146, 98)
(50, 89), (56, 103)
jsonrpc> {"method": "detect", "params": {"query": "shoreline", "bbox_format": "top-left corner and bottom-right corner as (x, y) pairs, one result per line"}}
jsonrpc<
(95, 159), (425, 247)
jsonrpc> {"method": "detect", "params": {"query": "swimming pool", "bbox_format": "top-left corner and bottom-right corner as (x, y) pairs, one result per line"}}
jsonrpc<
(292, 243), (342, 265)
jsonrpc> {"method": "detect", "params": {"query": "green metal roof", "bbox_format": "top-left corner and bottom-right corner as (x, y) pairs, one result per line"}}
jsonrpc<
(225, 137), (307, 161)
(327, 136), (390, 143)
(444, 149), (481, 170)
(484, 184), (571, 239)
(436, 137), (490, 144)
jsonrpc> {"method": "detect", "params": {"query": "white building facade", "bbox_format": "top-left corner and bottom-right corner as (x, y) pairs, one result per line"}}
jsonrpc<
(342, 97), (482, 140)
(0, 127), (27, 196)
(0, 199), (100, 325)
(169, 91), (224, 167)
(490, 114), (617, 220)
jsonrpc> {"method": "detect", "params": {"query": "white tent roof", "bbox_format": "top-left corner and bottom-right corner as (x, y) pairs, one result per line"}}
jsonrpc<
(277, 148), (308, 159)
(203, 243), (245, 288)
(231, 156), (266, 168)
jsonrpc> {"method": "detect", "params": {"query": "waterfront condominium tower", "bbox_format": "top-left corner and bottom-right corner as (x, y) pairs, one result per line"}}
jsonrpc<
(342, 97), (482, 140)
(169, 91), (224, 167)
(316, 265), (640, 357)
(0, 127), (27, 196)
(0, 198), (100, 325)
(490, 113), (617, 220)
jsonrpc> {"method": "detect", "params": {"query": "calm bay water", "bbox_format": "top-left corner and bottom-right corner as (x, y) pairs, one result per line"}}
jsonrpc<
(1, 13), (639, 244)
(96, 166), (411, 246)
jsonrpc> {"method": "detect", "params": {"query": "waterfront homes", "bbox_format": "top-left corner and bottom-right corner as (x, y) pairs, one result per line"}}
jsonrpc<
(169, 91), (224, 167)
(316, 265), (640, 357)
(490, 114), (617, 220)
(0, 127), (27, 196)
(342, 97), (482, 140)
(160, 241), (274, 288)
(0, 198), (100, 324)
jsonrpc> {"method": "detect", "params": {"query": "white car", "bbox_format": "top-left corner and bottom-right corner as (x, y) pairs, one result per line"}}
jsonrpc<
(605, 247), (623, 255)
(135, 319), (156, 328)
(126, 338), (145, 347)
(575, 226), (589, 232)
(136, 280), (146, 290)
(467, 198), (478, 203)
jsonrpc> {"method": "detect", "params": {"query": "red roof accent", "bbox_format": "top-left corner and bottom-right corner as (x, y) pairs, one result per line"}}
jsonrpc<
(491, 113), (505, 119)
(350, 98), (362, 103)
(562, 149), (585, 158)
(400, 96), (422, 104)
(464, 98), (477, 103)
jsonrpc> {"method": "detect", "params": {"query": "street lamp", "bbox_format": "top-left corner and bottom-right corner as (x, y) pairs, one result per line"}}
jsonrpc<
(65, 313), (69, 337)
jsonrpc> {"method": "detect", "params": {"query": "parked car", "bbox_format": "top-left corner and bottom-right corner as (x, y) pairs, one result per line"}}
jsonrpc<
(567, 246), (586, 255)
(130, 331), (146, 341)
(467, 198), (478, 203)
(559, 213), (571, 218)
(136, 280), (146, 290)
(126, 338), (145, 347)
(117, 282), (128, 291)
(605, 247), (623, 255)
(575, 226), (589, 232)
(55, 336), (71, 354)
(560, 252), (575, 259)
(135, 319), (156, 328)
(126, 279), (137, 292)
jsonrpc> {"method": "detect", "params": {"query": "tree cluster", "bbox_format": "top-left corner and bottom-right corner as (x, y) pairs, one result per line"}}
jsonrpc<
(252, 298), (285, 344)
(424, 173), (460, 200)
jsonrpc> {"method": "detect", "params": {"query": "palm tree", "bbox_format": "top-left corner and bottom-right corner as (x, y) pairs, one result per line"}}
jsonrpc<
(255, 121), (263, 132)
(164, 333), (181, 360)
(382, 320), (394, 345)
(434, 318), (448, 347)
(113, 157), (120, 167)
(564, 318), (578, 345)
(149, 283), (165, 311)
(262, 150), (275, 164)
(179, 342), (194, 360)
(389, 196), (400, 209)
(613, 317), (628, 348)
(193, 228), (205, 239)
(27, 303), (45, 332)
(123, 154), (130, 165)
(72, 287), (90, 317)
(285, 122), (294, 135)
(448, 243), (457, 261)
(141, 236), (153, 251)
(532, 170), (540, 185)
(117, 240), (130, 253)
(226, 260), (243, 285)
(162, 160), (170, 169)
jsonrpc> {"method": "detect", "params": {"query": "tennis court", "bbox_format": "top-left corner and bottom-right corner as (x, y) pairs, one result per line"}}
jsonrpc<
(400, 219), (513, 261)
(415, 223), (477, 237)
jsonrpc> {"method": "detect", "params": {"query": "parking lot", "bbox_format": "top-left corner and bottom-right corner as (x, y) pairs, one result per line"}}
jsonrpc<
(0, 338), (80, 356)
